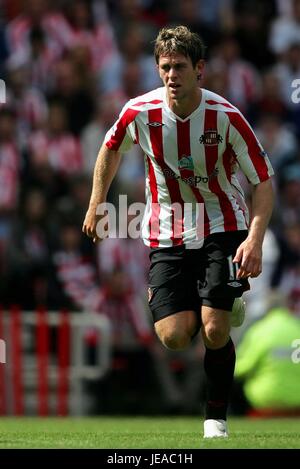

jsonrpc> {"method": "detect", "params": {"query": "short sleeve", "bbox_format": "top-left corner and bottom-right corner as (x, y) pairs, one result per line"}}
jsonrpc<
(227, 111), (274, 185)
(104, 101), (139, 153)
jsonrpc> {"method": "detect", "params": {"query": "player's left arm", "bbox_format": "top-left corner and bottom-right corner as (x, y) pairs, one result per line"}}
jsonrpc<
(227, 110), (275, 279)
(233, 178), (274, 279)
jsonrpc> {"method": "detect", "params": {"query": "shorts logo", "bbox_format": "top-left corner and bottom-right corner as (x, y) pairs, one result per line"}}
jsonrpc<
(147, 122), (164, 127)
(227, 281), (242, 288)
(148, 287), (154, 302)
(199, 130), (223, 146)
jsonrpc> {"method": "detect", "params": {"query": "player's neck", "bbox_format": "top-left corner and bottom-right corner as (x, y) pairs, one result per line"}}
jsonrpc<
(167, 87), (202, 119)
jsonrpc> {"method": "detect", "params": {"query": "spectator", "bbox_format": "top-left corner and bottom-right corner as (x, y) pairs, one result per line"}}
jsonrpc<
(49, 220), (100, 311)
(29, 100), (82, 177)
(65, 0), (119, 74)
(273, 41), (300, 137)
(5, 61), (48, 149)
(274, 41), (300, 107)
(234, 292), (300, 416)
(247, 70), (288, 124)
(269, 0), (300, 56)
(272, 222), (300, 292)
(50, 57), (94, 136)
(208, 34), (260, 113)
(80, 93), (126, 176)
(100, 24), (160, 95)
(0, 108), (20, 302)
(254, 114), (298, 171)
(277, 165), (300, 226)
(0, 108), (20, 217)
(6, 188), (51, 308)
(6, 0), (73, 59)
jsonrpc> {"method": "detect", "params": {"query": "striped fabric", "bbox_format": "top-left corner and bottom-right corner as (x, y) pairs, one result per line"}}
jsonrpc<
(105, 87), (274, 248)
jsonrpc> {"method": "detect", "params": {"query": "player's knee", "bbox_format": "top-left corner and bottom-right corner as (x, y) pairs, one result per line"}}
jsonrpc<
(163, 332), (191, 350)
(157, 329), (191, 350)
(203, 324), (229, 348)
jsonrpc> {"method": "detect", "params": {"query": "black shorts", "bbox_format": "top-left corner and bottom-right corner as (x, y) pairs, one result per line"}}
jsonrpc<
(148, 230), (250, 323)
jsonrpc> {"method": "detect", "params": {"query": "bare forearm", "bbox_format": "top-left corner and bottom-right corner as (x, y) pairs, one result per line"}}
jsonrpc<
(248, 178), (274, 245)
(89, 143), (121, 208)
(234, 178), (274, 278)
(83, 144), (122, 242)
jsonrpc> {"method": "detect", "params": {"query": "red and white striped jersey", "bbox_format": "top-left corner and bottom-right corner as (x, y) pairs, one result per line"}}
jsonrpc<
(105, 87), (274, 248)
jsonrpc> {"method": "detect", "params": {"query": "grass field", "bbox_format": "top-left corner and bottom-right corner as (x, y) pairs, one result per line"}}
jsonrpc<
(0, 417), (300, 449)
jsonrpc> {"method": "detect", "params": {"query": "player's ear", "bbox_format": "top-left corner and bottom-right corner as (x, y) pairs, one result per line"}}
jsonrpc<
(156, 63), (164, 81)
(196, 59), (205, 80)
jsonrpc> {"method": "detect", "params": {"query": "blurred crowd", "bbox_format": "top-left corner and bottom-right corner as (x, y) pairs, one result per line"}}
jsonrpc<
(1, 0), (300, 414)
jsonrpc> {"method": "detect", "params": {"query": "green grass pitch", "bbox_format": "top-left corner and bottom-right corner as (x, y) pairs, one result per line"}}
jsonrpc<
(0, 417), (299, 449)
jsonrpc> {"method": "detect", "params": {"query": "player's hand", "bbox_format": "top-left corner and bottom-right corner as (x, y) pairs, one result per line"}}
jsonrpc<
(82, 206), (108, 243)
(233, 238), (262, 279)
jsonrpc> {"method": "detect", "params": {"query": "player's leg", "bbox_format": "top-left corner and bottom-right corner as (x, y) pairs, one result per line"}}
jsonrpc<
(154, 309), (199, 350)
(147, 246), (201, 413)
(198, 231), (250, 437)
(201, 303), (233, 438)
(148, 245), (201, 348)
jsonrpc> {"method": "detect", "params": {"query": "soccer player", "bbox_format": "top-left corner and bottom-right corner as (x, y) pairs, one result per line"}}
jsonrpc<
(82, 26), (274, 438)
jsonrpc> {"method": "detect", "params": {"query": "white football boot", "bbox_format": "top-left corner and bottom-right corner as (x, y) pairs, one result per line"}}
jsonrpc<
(230, 297), (246, 327)
(203, 419), (228, 438)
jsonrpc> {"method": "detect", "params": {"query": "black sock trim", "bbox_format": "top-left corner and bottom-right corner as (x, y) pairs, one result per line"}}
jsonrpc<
(205, 338), (235, 363)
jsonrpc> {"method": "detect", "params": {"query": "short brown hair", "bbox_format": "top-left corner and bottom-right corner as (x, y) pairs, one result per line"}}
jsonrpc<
(154, 25), (205, 67)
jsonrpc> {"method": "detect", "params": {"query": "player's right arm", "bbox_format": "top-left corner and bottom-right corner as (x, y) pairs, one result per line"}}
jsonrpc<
(83, 98), (137, 242)
(82, 142), (122, 242)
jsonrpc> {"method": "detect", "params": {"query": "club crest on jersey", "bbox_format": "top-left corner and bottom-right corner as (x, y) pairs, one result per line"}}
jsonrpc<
(199, 129), (223, 146)
(147, 121), (164, 127)
(178, 155), (194, 171)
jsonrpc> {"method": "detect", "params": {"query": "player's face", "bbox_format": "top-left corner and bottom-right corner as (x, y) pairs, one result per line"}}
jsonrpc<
(157, 53), (203, 101)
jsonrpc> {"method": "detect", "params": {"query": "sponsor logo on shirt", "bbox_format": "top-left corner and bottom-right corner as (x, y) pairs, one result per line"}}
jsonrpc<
(178, 155), (194, 171)
(162, 166), (219, 187)
(147, 121), (164, 127)
(199, 129), (223, 146)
